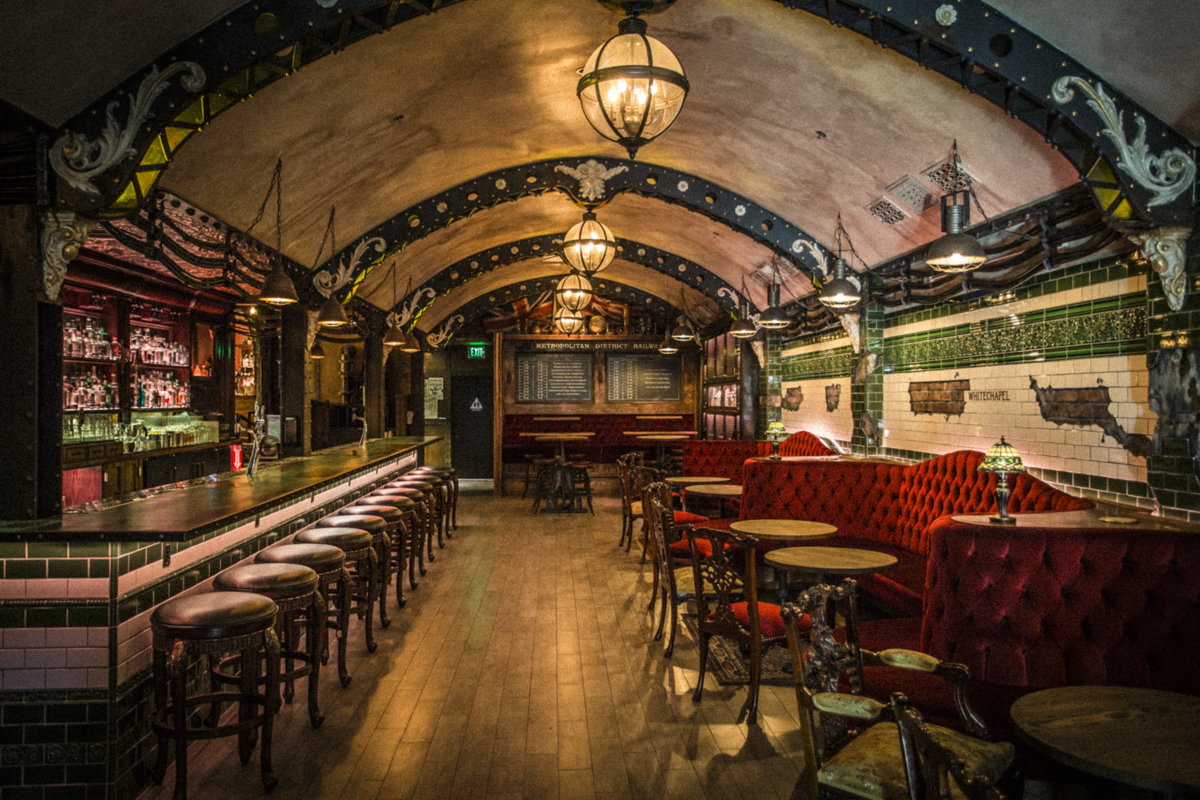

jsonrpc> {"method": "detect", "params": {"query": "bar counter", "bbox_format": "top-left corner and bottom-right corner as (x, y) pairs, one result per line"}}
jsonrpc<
(0, 436), (440, 800)
(2, 436), (440, 542)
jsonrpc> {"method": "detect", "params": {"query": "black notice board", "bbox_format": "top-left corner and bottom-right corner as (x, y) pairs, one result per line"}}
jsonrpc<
(607, 354), (681, 402)
(516, 353), (593, 403)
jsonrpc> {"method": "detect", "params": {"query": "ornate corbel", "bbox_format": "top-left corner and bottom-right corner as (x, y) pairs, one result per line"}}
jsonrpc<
(1129, 227), (1190, 311)
(313, 237), (384, 298)
(426, 314), (464, 350)
(839, 313), (862, 355)
(41, 211), (96, 302)
(49, 62), (206, 196)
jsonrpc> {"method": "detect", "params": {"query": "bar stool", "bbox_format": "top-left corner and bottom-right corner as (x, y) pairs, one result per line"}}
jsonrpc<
(150, 591), (280, 800)
(370, 487), (430, 577)
(255, 544), (353, 688)
(339, 504), (407, 608)
(360, 492), (421, 593)
(569, 461), (595, 515)
(411, 466), (458, 531)
(395, 473), (448, 542)
(388, 478), (443, 554)
(523, 456), (555, 500)
(317, 513), (390, 628)
(213, 563), (325, 729)
(295, 527), (378, 654)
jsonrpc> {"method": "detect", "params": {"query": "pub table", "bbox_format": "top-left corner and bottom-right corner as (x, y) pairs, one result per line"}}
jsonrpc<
(531, 433), (592, 514)
(730, 519), (838, 603)
(665, 476), (730, 512)
(684, 483), (742, 519)
(636, 433), (692, 470)
(764, 545), (898, 586)
(1010, 686), (1200, 795)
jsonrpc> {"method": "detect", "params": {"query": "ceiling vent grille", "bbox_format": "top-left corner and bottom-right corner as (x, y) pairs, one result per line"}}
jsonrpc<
(924, 159), (978, 193)
(888, 175), (934, 212)
(749, 257), (800, 286)
(867, 197), (907, 226)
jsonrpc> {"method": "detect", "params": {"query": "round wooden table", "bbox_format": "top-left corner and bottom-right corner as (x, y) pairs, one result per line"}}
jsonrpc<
(636, 433), (692, 469)
(764, 545), (898, 584)
(664, 476), (731, 486)
(530, 434), (592, 514)
(733, 519), (838, 602)
(683, 483), (742, 519)
(1010, 686), (1200, 794)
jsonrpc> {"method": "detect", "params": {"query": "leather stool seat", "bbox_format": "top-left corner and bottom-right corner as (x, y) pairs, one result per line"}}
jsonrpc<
(152, 591), (277, 641)
(340, 504), (401, 523)
(336, 507), (405, 611)
(389, 479), (435, 491)
(298, 526), (373, 550)
(213, 563), (317, 595)
(213, 564), (324, 729)
(256, 543), (343, 573)
(363, 493), (416, 510)
(318, 514), (387, 535)
(388, 480), (446, 548)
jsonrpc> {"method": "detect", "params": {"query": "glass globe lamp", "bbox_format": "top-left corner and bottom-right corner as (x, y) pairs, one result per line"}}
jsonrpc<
(562, 212), (618, 275)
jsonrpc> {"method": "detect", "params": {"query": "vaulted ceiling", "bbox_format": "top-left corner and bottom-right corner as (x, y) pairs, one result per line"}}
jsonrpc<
(2, 0), (1195, 338)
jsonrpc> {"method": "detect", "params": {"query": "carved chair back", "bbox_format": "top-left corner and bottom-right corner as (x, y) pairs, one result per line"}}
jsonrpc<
(631, 465), (663, 500)
(616, 453), (640, 515)
(892, 693), (1006, 800)
(689, 527), (758, 644)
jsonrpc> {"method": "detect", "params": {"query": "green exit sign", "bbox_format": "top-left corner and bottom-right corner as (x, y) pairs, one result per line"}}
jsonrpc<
(468, 344), (487, 359)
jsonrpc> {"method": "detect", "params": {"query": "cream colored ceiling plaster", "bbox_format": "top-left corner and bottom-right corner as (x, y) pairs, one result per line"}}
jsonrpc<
(352, 192), (793, 314)
(159, 0), (1076, 280)
(415, 258), (720, 331)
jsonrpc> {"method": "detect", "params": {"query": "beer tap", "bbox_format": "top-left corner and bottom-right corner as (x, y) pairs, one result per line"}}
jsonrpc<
(247, 403), (266, 477)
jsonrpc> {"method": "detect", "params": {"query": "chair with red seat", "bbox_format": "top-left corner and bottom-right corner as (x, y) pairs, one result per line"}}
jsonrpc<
(689, 526), (802, 725)
(644, 485), (697, 658)
(632, 465), (706, 563)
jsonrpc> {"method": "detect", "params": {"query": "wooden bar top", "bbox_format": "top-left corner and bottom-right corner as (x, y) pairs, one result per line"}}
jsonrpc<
(0, 437), (440, 543)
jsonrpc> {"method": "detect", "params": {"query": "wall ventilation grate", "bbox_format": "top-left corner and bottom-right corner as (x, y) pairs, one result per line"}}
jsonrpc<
(867, 197), (907, 225)
(924, 159), (978, 193)
(888, 175), (934, 211)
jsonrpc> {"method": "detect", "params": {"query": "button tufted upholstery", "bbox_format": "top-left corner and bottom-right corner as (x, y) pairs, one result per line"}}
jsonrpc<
(777, 431), (837, 457)
(737, 451), (1093, 616)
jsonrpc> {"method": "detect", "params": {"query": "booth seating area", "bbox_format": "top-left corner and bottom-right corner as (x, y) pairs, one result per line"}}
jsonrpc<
(502, 414), (692, 465)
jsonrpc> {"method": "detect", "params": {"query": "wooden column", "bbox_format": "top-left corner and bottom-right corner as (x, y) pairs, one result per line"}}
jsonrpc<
(280, 305), (309, 457)
(364, 331), (383, 438)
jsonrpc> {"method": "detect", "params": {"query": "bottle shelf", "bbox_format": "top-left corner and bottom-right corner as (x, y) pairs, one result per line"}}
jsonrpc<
(64, 357), (122, 366)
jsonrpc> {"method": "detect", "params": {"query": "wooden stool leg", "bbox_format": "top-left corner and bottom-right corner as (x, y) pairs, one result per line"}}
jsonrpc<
(306, 589), (325, 728)
(170, 648), (189, 800)
(451, 475), (458, 530)
(363, 549), (378, 653)
(238, 642), (257, 765)
(151, 647), (170, 786)
(281, 610), (296, 705)
(260, 628), (280, 792)
(377, 533), (392, 629)
(393, 521), (407, 606)
(335, 566), (352, 687)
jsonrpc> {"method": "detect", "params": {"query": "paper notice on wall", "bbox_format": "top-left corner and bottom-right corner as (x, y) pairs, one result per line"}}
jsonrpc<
(424, 397), (440, 419)
(425, 377), (444, 399)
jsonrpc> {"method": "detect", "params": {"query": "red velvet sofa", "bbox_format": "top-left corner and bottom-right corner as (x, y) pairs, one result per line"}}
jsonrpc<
(855, 511), (1200, 780)
(678, 432), (836, 483)
(735, 451), (1093, 617)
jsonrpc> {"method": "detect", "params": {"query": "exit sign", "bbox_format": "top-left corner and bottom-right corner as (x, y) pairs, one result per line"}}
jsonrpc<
(468, 344), (486, 359)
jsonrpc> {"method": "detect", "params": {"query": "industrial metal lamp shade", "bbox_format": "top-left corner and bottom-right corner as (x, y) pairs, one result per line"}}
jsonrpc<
(818, 258), (862, 309)
(757, 284), (790, 330)
(259, 261), (299, 305)
(577, 16), (689, 159)
(563, 212), (618, 275)
(317, 295), (349, 327)
(554, 307), (586, 335)
(555, 272), (594, 313)
(730, 317), (757, 338)
(977, 436), (1027, 525)
(671, 321), (694, 342)
(657, 331), (679, 354)
(927, 201), (987, 272)
(400, 329), (421, 353)
(309, 341), (325, 359)
(383, 322), (407, 347)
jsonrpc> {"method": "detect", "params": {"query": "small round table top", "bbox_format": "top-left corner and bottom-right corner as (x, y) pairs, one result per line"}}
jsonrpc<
(683, 483), (743, 498)
(533, 433), (592, 441)
(1010, 686), (1200, 793)
(665, 476), (731, 486)
(636, 433), (692, 442)
(731, 519), (838, 541)
(764, 546), (898, 575)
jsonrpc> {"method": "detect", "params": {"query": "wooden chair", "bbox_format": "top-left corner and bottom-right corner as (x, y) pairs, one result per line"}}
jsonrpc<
(616, 452), (642, 551)
(630, 465), (663, 562)
(780, 580), (1016, 800)
(644, 485), (696, 658)
(893, 693), (1009, 800)
(689, 527), (795, 725)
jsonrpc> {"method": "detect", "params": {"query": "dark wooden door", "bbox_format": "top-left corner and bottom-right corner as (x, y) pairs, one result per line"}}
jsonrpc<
(450, 376), (493, 479)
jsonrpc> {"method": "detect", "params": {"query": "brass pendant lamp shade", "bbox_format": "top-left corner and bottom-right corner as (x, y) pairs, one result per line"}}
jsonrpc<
(671, 321), (694, 342)
(927, 199), (986, 272)
(400, 330), (421, 353)
(577, 13), (689, 159)
(259, 260), (299, 306)
(817, 258), (862, 309)
(657, 330), (679, 354)
(317, 294), (349, 327)
(555, 272), (594, 313)
(383, 322), (407, 347)
(729, 315), (757, 339)
(309, 340), (325, 359)
(563, 212), (618, 275)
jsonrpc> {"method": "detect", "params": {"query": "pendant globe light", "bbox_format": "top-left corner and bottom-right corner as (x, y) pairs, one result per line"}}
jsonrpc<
(554, 306), (586, 335)
(250, 159), (299, 306)
(563, 212), (618, 275)
(577, 3), (689, 159)
(555, 272), (593, 313)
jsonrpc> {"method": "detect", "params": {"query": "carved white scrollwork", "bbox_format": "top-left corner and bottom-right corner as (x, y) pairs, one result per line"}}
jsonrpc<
(41, 212), (96, 302)
(1129, 227), (1191, 311)
(555, 159), (628, 202)
(716, 286), (743, 308)
(306, 309), (320, 349)
(839, 313), (862, 354)
(50, 62), (207, 195)
(426, 315), (464, 350)
(1052, 76), (1195, 209)
(313, 237), (385, 298)
(388, 286), (437, 330)
(792, 238), (827, 272)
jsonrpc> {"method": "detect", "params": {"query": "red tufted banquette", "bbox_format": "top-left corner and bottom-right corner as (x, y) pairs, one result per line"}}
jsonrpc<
(737, 451), (1093, 616)
(777, 431), (837, 457)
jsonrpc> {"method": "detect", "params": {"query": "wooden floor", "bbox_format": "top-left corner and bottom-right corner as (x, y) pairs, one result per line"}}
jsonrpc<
(138, 491), (810, 800)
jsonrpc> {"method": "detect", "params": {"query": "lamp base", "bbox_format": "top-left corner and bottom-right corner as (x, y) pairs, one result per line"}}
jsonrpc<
(989, 514), (1017, 525)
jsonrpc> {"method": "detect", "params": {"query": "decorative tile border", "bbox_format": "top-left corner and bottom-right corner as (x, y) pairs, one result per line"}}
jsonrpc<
(780, 346), (856, 382)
